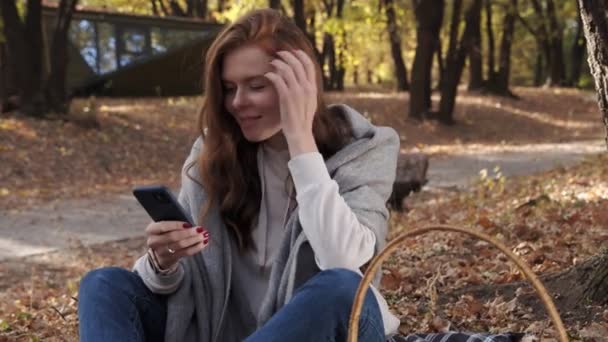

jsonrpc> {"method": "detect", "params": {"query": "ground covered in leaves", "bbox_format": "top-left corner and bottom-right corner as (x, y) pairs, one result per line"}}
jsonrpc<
(384, 152), (608, 340)
(0, 87), (606, 341)
(0, 87), (603, 210)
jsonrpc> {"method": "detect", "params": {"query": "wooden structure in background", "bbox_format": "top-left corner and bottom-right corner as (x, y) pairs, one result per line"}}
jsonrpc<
(41, 5), (223, 96)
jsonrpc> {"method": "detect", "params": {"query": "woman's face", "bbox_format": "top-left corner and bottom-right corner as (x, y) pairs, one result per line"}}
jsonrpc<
(222, 44), (283, 146)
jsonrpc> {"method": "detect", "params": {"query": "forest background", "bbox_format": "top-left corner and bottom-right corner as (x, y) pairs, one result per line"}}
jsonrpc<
(1, 0), (608, 341)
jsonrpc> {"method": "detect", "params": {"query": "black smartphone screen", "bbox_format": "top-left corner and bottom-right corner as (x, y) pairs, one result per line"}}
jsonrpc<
(133, 185), (193, 224)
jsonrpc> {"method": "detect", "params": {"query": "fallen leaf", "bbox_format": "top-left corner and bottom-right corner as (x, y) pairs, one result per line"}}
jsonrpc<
(430, 316), (451, 333)
(579, 322), (608, 341)
(477, 216), (495, 229)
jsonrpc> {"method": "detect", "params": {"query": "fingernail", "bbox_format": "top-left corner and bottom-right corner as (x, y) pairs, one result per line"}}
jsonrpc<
(203, 231), (210, 237)
(183, 223), (192, 228)
(196, 227), (204, 233)
(203, 238), (209, 244)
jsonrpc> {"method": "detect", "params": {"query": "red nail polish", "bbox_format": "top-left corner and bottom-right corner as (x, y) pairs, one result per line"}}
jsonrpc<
(203, 238), (209, 244)
(196, 227), (204, 233)
(203, 232), (210, 237)
(183, 223), (192, 228)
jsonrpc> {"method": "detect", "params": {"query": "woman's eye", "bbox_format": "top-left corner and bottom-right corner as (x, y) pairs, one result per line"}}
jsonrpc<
(250, 84), (265, 91)
(224, 87), (236, 93)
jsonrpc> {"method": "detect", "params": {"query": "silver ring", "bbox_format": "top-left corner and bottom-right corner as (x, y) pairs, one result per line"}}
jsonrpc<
(167, 245), (176, 254)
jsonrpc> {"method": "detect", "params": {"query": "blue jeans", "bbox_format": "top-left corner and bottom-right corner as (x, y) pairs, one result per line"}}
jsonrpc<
(78, 267), (385, 342)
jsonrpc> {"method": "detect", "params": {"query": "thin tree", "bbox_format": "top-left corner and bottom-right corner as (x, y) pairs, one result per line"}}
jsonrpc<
(320, 0), (346, 91)
(568, 5), (586, 87)
(1, 0), (46, 116)
(47, 0), (79, 114)
(156, 0), (208, 18)
(409, 0), (444, 120)
(490, 0), (517, 96)
(270, 0), (281, 10)
(468, 0), (483, 90)
(0, 43), (9, 112)
(545, 0), (565, 86)
(519, 0), (567, 86)
(293, 0), (306, 34)
(438, 0), (483, 124)
(383, 0), (409, 91)
(485, 0), (496, 84)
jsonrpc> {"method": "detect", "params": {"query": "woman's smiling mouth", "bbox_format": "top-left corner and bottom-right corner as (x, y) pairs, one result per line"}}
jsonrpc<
(238, 115), (262, 127)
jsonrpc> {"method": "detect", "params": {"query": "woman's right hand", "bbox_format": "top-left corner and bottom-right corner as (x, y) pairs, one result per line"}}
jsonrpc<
(145, 221), (210, 270)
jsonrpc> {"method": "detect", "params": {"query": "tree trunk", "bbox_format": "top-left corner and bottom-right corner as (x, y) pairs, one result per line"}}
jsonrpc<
(0, 43), (7, 112)
(530, 0), (553, 86)
(335, 0), (345, 91)
(1, 0), (46, 117)
(468, 0), (483, 91)
(46, 0), (79, 115)
(169, 0), (187, 16)
(444, 250), (608, 320)
(517, 1), (548, 87)
(2, 0), (80, 117)
(542, 251), (608, 310)
(582, 253), (608, 304)
(534, 50), (544, 86)
(493, 0), (517, 95)
(445, 0), (463, 72)
(384, 0), (409, 91)
(187, 0), (194, 16)
(438, 0), (482, 124)
(158, 0), (170, 16)
(293, 0), (306, 34)
(577, 0), (608, 149)
(435, 37), (444, 91)
(409, 0), (444, 120)
(484, 0), (495, 83)
(269, 0), (281, 10)
(198, 0), (208, 19)
(322, 32), (337, 90)
(438, 0), (464, 123)
(336, 31), (346, 90)
(150, 0), (159, 15)
(320, 0), (345, 91)
(569, 7), (586, 87)
(307, 11), (322, 65)
(186, 0), (207, 19)
(546, 0), (566, 86)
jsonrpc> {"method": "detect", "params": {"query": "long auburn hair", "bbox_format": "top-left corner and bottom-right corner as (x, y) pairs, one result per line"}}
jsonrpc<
(197, 8), (353, 250)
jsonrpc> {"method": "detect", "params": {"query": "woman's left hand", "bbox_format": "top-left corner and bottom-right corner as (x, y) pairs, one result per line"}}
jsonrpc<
(264, 50), (318, 155)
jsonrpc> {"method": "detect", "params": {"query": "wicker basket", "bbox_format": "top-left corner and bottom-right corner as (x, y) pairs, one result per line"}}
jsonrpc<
(347, 225), (568, 342)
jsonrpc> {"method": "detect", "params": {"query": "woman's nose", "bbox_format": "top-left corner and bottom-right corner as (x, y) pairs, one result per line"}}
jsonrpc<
(232, 88), (248, 108)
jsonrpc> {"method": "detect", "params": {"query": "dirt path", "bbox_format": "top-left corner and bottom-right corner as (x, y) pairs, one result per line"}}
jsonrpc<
(0, 140), (605, 261)
(427, 140), (606, 188)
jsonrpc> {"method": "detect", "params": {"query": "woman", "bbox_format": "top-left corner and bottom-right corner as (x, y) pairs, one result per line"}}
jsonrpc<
(78, 8), (400, 342)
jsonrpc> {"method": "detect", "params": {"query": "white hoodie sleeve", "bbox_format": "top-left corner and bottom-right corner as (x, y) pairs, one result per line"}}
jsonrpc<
(288, 152), (376, 270)
(132, 254), (185, 294)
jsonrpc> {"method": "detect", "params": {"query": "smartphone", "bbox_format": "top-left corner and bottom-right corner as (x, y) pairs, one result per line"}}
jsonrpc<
(133, 185), (193, 225)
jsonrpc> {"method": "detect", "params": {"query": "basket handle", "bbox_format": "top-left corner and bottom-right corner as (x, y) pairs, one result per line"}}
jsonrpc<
(347, 225), (568, 342)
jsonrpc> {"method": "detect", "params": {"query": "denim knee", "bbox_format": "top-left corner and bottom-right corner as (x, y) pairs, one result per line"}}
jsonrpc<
(79, 267), (133, 297)
(313, 268), (363, 309)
